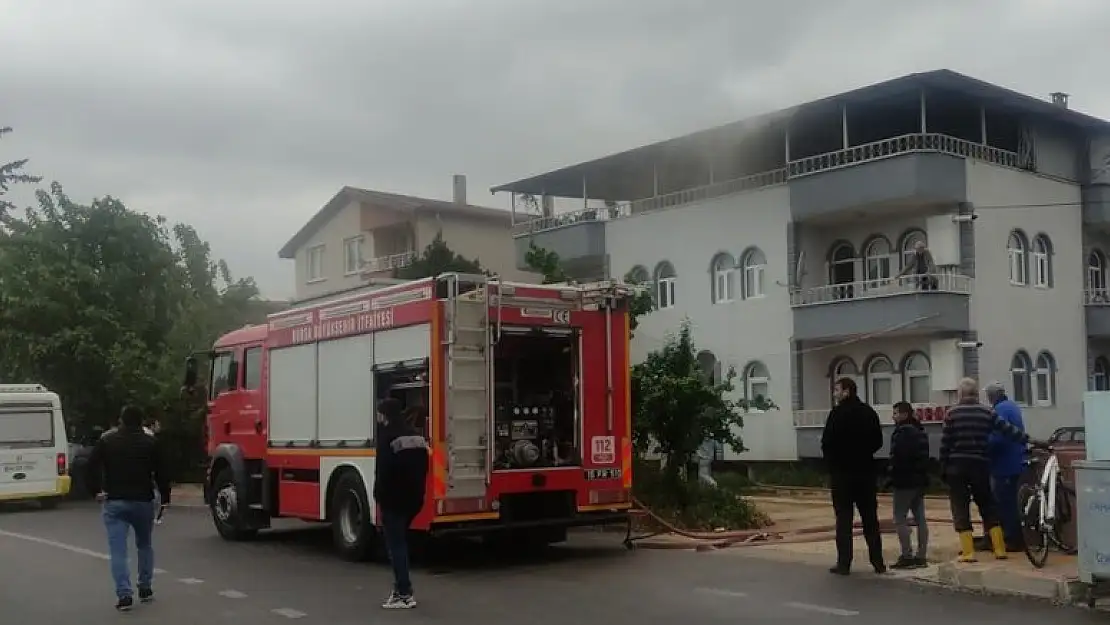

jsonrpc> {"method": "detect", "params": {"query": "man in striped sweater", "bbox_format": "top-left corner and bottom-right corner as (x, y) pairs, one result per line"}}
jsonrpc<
(940, 378), (1046, 562)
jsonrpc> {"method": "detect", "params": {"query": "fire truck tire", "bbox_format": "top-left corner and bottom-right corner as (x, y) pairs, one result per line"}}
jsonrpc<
(210, 467), (257, 541)
(330, 471), (379, 562)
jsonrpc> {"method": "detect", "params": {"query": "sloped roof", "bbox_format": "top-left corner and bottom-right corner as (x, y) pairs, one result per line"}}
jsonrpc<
(278, 186), (512, 259)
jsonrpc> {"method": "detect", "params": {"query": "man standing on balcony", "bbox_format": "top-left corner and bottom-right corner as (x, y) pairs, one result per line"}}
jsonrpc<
(895, 240), (937, 290)
(984, 381), (1027, 552)
(821, 378), (887, 575)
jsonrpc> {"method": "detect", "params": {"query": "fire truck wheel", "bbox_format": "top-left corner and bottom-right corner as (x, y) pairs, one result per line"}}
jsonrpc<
(331, 471), (378, 561)
(210, 467), (257, 541)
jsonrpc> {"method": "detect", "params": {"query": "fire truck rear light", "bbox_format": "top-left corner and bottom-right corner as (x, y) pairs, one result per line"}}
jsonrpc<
(56, 453), (66, 476)
(588, 489), (626, 505)
(441, 497), (486, 515)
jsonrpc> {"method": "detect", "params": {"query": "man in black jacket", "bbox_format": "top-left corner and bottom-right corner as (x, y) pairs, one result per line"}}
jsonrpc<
(821, 377), (886, 575)
(888, 401), (930, 569)
(86, 405), (171, 611)
(373, 398), (429, 609)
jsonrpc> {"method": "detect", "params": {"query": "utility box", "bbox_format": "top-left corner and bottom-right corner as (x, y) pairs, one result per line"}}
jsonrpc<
(1083, 392), (1110, 461)
(1074, 460), (1110, 583)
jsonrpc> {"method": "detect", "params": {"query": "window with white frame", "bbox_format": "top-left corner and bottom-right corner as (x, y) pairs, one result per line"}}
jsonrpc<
(866, 356), (894, 406)
(1031, 234), (1052, 288)
(1007, 231), (1028, 285)
(1034, 351), (1056, 406)
(1092, 356), (1110, 392)
(863, 237), (892, 286)
(900, 230), (927, 272)
(741, 248), (767, 299)
(744, 361), (770, 410)
(1010, 351), (1033, 406)
(1089, 251), (1108, 302)
(343, 236), (364, 275)
(654, 261), (677, 310)
(711, 253), (735, 304)
(902, 353), (931, 404)
(831, 358), (861, 404)
(307, 244), (325, 282)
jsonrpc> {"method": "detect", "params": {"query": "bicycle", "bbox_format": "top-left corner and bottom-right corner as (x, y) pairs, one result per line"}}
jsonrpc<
(1018, 445), (1077, 568)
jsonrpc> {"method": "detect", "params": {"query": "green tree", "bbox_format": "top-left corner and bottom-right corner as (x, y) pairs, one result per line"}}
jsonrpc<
(0, 126), (41, 220)
(631, 320), (775, 480)
(394, 232), (485, 279)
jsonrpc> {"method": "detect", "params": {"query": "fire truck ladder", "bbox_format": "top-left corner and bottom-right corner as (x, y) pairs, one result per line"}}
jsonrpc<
(440, 273), (491, 501)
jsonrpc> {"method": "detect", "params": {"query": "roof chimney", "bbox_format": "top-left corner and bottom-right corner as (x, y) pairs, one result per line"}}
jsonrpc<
(1050, 92), (1070, 109)
(452, 174), (467, 205)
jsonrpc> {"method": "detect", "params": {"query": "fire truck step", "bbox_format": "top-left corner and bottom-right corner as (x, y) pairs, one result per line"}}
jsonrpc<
(454, 326), (486, 333)
(452, 385), (488, 392)
(451, 415), (485, 421)
(450, 355), (485, 363)
(450, 445), (487, 451)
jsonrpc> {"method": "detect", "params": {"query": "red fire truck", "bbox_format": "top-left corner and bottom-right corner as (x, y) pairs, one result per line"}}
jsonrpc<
(183, 273), (635, 560)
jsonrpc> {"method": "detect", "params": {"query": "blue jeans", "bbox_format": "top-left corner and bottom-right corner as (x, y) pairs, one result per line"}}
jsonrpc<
(381, 509), (413, 596)
(102, 499), (155, 599)
(992, 475), (1021, 545)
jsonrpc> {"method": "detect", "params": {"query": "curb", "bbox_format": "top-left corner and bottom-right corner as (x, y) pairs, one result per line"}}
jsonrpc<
(929, 561), (1080, 604)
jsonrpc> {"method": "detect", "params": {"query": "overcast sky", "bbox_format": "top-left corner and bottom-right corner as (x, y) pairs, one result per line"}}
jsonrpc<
(3, 0), (1109, 299)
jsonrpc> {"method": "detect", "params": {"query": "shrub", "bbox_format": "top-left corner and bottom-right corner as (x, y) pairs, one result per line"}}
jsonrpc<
(633, 462), (770, 531)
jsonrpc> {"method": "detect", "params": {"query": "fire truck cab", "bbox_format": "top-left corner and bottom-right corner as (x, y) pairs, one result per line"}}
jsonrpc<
(186, 273), (635, 560)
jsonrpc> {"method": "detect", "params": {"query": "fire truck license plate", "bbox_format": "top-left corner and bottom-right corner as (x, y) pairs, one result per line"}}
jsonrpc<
(590, 436), (615, 464)
(584, 468), (622, 481)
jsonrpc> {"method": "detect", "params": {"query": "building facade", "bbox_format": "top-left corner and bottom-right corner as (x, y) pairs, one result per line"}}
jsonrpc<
(280, 176), (530, 302)
(493, 70), (1110, 461)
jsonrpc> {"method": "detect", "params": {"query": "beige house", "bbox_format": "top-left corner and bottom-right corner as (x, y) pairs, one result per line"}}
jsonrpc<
(279, 176), (528, 302)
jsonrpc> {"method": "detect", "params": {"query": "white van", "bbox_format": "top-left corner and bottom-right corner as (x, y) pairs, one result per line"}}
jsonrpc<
(0, 384), (71, 506)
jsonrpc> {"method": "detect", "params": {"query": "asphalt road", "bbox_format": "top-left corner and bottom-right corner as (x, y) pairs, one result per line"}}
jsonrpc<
(0, 500), (1099, 624)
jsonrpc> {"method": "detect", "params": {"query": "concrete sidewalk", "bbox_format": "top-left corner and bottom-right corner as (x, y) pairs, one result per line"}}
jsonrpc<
(633, 493), (1083, 605)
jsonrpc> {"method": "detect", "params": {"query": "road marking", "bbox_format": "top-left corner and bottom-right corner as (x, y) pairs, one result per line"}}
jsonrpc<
(694, 587), (749, 598)
(783, 601), (859, 617)
(0, 529), (167, 573)
(272, 608), (307, 619)
(219, 590), (248, 599)
(178, 578), (204, 585)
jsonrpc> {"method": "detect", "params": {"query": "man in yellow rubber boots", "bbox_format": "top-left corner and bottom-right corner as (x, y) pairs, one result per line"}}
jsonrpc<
(939, 378), (1047, 562)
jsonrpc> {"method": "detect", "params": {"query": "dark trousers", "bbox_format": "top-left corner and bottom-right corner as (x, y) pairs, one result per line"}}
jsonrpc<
(381, 508), (413, 596)
(946, 460), (998, 532)
(830, 471), (884, 568)
(992, 475), (1021, 545)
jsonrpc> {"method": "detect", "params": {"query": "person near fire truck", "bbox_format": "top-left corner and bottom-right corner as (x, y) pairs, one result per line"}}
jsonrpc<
(984, 381), (1027, 551)
(373, 398), (429, 609)
(821, 377), (887, 575)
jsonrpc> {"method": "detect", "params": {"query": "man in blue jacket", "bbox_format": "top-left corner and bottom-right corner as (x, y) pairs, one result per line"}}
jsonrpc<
(985, 381), (1026, 551)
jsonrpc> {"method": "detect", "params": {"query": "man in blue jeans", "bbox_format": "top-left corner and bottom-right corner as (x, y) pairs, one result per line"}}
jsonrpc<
(373, 399), (429, 609)
(984, 381), (1027, 551)
(86, 405), (171, 611)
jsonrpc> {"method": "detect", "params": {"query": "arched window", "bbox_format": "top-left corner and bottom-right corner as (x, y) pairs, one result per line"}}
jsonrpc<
(1035, 351), (1057, 407)
(863, 236), (892, 285)
(697, 350), (720, 385)
(653, 261), (677, 310)
(1032, 234), (1053, 288)
(1089, 250), (1107, 301)
(1010, 351), (1033, 406)
(899, 230), (927, 272)
(902, 352), (932, 404)
(1092, 356), (1109, 392)
(627, 265), (650, 285)
(710, 253), (735, 304)
(744, 361), (770, 409)
(1008, 230), (1029, 285)
(740, 247), (767, 299)
(865, 355), (895, 406)
(830, 357), (860, 404)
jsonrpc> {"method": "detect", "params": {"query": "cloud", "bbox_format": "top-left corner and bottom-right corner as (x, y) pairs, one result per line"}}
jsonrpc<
(3, 0), (1109, 297)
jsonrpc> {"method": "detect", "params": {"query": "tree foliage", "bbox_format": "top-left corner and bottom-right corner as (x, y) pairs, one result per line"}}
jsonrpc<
(394, 232), (485, 279)
(0, 126), (41, 220)
(0, 183), (266, 469)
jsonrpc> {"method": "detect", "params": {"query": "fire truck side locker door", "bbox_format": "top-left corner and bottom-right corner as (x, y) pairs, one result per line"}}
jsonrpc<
(443, 280), (490, 500)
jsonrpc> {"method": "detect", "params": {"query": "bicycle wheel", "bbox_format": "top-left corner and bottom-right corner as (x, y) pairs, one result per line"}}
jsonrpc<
(1018, 483), (1049, 568)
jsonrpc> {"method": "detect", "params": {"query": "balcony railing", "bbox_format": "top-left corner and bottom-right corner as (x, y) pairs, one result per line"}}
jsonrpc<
(794, 404), (950, 428)
(513, 132), (1021, 236)
(790, 271), (971, 307)
(361, 251), (416, 274)
(1085, 288), (1110, 305)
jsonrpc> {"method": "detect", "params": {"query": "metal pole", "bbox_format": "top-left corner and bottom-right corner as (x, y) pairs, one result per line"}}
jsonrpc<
(841, 104), (848, 149)
(582, 176), (588, 209)
(980, 106), (987, 145)
(653, 164), (659, 197)
(920, 89), (927, 133)
(509, 192), (516, 226)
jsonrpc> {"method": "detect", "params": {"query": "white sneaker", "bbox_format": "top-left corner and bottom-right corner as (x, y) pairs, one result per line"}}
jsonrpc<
(381, 592), (416, 609)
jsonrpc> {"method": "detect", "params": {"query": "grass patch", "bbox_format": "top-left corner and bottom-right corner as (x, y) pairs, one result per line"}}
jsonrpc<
(633, 462), (770, 531)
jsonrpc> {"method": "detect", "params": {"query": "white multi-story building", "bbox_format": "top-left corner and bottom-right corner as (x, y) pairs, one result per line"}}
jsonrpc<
(492, 70), (1110, 461)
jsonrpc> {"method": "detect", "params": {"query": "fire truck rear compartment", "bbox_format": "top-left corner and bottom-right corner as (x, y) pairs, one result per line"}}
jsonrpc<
(492, 329), (580, 470)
